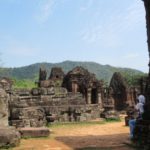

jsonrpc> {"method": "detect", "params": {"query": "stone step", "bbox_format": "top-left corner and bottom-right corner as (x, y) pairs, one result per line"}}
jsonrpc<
(18, 127), (50, 138)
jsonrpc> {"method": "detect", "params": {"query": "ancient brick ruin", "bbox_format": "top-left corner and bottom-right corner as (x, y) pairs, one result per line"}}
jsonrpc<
(109, 72), (136, 110)
(62, 66), (103, 104)
(0, 0), (150, 148)
(0, 78), (20, 148)
(0, 68), (142, 148)
(8, 67), (105, 128)
(0, 67), (136, 129)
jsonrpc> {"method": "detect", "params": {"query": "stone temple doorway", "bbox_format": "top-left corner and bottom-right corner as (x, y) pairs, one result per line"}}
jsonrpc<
(91, 88), (97, 104)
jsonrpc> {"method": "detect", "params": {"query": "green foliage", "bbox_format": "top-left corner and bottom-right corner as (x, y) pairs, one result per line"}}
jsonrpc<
(120, 72), (148, 86)
(105, 118), (121, 122)
(22, 136), (49, 140)
(0, 144), (17, 149)
(47, 119), (122, 129)
(48, 121), (106, 129)
(12, 78), (37, 89)
(53, 79), (63, 87)
(0, 61), (145, 87)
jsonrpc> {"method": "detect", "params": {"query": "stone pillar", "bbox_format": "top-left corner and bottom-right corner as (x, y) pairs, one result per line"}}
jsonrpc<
(143, 0), (150, 75)
(87, 88), (91, 104)
(0, 87), (21, 148)
(97, 92), (102, 104)
(72, 82), (78, 93)
(0, 88), (8, 126)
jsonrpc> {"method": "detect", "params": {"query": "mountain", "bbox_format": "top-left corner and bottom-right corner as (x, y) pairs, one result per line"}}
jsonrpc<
(0, 60), (145, 83)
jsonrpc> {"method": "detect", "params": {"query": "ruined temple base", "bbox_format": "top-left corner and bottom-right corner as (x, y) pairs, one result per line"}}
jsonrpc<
(101, 109), (120, 120)
(0, 127), (21, 148)
(18, 127), (50, 138)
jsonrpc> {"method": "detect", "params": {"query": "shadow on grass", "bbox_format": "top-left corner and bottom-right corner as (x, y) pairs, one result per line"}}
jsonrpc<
(76, 148), (112, 150)
(55, 133), (136, 150)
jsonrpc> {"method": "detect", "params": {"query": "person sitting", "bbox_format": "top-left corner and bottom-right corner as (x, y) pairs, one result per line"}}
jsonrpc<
(128, 94), (145, 139)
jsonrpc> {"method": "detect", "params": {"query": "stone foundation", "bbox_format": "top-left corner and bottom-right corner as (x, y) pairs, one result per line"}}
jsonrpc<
(18, 127), (50, 138)
(9, 88), (103, 127)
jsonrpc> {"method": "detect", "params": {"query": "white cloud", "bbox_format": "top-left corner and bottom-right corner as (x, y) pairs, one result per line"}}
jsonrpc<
(119, 0), (144, 32)
(35, 0), (69, 23)
(35, 0), (57, 23)
(0, 35), (39, 57)
(124, 53), (139, 59)
(80, 25), (101, 43)
(9, 46), (38, 57)
(80, 24), (122, 48)
(80, 0), (145, 48)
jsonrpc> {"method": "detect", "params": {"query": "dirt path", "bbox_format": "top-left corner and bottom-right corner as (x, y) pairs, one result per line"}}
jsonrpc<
(13, 121), (134, 150)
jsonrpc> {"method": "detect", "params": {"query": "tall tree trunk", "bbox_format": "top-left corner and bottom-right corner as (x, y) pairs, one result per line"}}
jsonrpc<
(143, 0), (150, 76)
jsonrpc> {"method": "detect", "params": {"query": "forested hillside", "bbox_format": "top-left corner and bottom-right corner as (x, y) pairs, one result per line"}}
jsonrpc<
(0, 61), (146, 86)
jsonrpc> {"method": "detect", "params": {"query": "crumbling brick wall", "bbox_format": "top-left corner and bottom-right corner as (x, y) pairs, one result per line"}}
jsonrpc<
(9, 87), (103, 127)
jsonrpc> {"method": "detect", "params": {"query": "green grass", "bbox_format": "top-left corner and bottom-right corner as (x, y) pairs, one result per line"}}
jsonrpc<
(12, 78), (37, 89)
(0, 145), (15, 150)
(47, 118), (121, 129)
(22, 136), (50, 140)
(48, 121), (105, 128)
(105, 118), (121, 122)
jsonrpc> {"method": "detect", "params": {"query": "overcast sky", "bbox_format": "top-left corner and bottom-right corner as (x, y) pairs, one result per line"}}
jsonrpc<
(0, 0), (149, 73)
